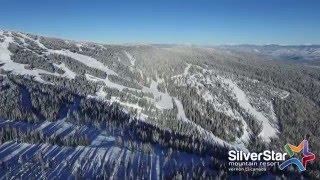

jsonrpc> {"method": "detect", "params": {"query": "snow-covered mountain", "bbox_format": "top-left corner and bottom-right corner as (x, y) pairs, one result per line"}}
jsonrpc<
(218, 44), (320, 65)
(0, 30), (319, 179)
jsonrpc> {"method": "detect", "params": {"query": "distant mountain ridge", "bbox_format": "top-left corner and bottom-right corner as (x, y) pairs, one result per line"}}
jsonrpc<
(217, 44), (320, 64)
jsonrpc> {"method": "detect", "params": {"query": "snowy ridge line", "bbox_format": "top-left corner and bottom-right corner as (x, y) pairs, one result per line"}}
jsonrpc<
(16, 32), (48, 50)
(2, 31), (174, 114)
(0, 32), (61, 83)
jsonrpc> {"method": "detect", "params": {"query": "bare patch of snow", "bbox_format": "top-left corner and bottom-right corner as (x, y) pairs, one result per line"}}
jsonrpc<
(2, 143), (29, 162)
(91, 135), (115, 146)
(48, 49), (117, 75)
(173, 98), (189, 123)
(50, 121), (72, 138)
(280, 92), (290, 99)
(53, 63), (76, 79)
(76, 43), (83, 52)
(183, 63), (191, 76)
(124, 51), (136, 66)
(85, 74), (130, 91)
(143, 80), (173, 109)
(110, 96), (143, 110)
(110, 149), (124, 179)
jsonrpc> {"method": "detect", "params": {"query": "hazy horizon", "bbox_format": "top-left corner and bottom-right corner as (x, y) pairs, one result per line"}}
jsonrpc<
(2, 28), (320, 47)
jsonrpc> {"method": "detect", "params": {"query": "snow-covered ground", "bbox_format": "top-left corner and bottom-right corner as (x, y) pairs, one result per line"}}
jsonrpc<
(0, 30), (285, 149)
(172, 65), (251, 142)
(85, 74), (131, 91)
(0, 118), (212, 179)
(86, 75), (172, 112)
(48, 49), (117, 75)
(16, 32), (48, 50)
(91, 135), (115, 146)
(143, 80), (173, 109)
(53, 63), (77, 79)
(183, 63), (191, 76)
(220, 77), (278, 141)
(124, 51), (136, 66)
(173, 98), (189, 123)
(173, 98), (239, 149)
(110, 96), (144, 111)
(171, 63), (191, 78)
(171, 64), (281, 142)
(0, 32), (59, 83)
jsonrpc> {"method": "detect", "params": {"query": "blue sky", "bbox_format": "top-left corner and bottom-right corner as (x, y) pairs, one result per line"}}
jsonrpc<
(0, 0), (319, 45)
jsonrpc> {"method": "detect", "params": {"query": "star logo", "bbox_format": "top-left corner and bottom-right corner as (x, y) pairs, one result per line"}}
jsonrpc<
(279, 139), (315, 172)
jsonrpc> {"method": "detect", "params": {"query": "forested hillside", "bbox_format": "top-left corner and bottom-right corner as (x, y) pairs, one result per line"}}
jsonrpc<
(0, 30), (319, 179)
